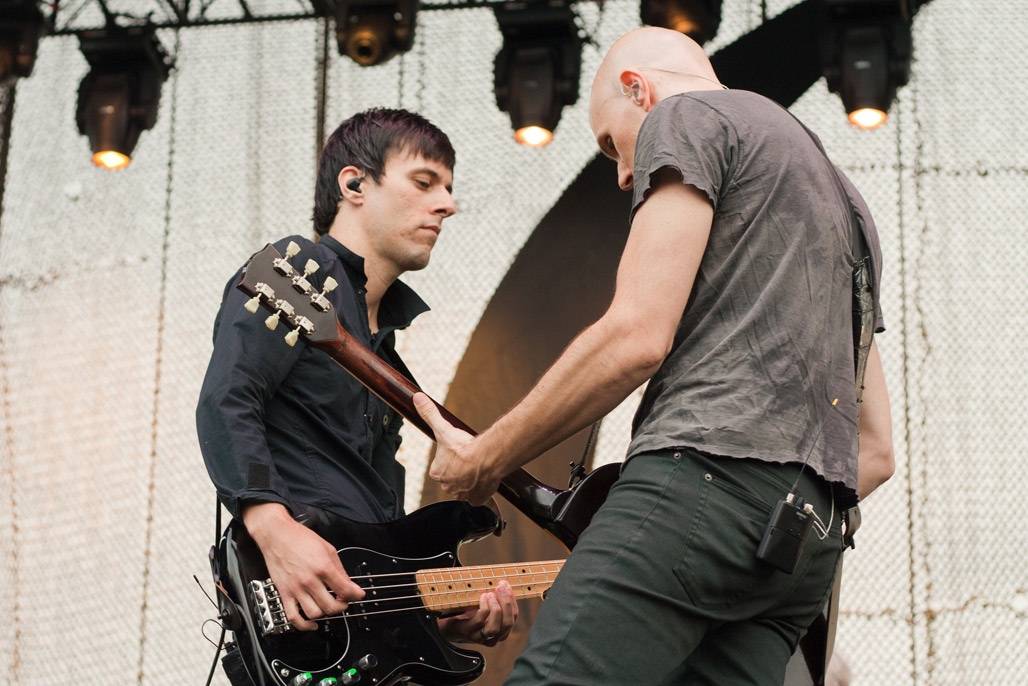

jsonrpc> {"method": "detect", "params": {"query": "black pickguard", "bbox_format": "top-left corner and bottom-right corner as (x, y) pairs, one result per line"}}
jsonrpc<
(219, 501), (501, 686)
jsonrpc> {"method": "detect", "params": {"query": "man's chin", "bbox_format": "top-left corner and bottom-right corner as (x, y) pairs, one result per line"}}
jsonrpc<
(400, 252), (432, 272)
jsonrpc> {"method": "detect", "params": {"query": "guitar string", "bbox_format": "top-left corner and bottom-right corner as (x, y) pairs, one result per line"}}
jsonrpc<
(344, 560), (565, 582)
(302, 578), (559, 624)
(255, 566), (565, 631)
(257, 577), (558, 633)
(333, 575), (560, 609)
(341, 571), (559, 604)
(342, 564), (565, 594)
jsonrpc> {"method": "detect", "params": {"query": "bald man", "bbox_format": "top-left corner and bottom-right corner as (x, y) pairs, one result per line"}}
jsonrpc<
(417, 27), (894, 685)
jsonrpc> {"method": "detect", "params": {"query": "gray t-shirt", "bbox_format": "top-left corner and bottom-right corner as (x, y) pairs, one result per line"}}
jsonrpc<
(626, 90), (884, 505)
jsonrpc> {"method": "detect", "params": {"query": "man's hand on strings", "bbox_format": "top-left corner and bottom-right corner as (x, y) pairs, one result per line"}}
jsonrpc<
(413, 392), (501, 505)
(243, 502), (366, 631)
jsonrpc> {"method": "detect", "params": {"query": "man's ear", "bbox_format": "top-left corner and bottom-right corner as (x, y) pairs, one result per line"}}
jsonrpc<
(618, 70), (655, 111)
(338, 165), (365, 204)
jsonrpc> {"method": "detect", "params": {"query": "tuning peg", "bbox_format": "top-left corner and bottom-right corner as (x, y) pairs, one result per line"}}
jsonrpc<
(284, 327), (301, 347)
(304, 259), (319, 277)
(244, 296), (261, 314)
(265, 311), (281, 331)
(285, 241), (301, 259)
(322, 276), (338, 294)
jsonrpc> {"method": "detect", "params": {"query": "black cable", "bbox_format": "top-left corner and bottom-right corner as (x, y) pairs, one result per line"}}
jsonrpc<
(204, 496), (226, 686)
(204, 623), (227, 686)
(569, 421), (600, 487)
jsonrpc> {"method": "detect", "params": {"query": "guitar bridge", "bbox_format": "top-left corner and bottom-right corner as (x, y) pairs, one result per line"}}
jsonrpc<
(249, 579), (292, 636)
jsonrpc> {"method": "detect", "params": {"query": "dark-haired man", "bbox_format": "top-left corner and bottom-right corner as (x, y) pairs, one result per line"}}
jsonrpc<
(196, 108), (517, 666)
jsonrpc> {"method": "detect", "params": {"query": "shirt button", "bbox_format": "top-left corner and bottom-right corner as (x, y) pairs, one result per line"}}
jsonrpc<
(382, 414), (390, 428)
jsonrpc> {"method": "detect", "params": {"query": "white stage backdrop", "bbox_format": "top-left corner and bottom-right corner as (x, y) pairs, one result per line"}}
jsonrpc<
(1, 0), (1025, 684)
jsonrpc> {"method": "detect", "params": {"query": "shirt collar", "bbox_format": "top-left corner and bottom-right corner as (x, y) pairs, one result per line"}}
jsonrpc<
(319, 234), (430, 330)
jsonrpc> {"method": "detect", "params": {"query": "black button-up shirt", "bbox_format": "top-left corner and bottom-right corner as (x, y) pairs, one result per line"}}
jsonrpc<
(196, 235), (428, 523)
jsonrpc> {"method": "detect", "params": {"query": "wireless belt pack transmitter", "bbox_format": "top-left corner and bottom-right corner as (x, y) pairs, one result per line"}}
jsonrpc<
(756, 493), (813, 574)
(757, 397), (839, 574)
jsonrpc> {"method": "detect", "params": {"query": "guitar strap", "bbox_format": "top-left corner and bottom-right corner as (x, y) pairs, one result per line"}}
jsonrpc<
(783, 113), (877, 388)
(783, 112), (877, 686)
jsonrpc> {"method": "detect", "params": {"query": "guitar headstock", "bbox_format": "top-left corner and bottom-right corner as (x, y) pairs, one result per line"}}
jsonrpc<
(237, 242), (339, 347)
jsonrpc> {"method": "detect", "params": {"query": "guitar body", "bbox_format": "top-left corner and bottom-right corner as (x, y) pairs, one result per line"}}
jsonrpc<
(218, 501), (500, 686)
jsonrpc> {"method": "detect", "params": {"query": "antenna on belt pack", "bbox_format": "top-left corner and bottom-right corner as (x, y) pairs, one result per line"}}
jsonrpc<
(756, 399), (839, 574)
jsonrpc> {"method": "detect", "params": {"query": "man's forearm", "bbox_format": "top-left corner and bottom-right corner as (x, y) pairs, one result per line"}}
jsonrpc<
(242, 501), (295, 546)
(855, 342), (895, 500)
(477, 314), (665, 476)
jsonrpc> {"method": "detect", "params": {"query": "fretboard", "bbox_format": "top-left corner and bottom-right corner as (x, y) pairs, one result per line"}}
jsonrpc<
(415, 560), (564, 613)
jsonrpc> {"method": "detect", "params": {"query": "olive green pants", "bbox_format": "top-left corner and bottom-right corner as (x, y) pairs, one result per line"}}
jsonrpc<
(506, 449), (843, 686)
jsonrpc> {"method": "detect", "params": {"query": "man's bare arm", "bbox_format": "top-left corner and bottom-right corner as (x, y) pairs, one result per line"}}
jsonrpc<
(856, 341), (895, 500)
(417, 173), (713, 500)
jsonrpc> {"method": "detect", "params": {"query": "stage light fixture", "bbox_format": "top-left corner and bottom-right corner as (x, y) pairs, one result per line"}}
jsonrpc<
(640, 0), (722, 45)
(75, 24), (171, 171)
(319, 0), (419, 66)
(0, 0), (45, 85)
(493, 1), (582, 148)
(821, 0), (912, 130)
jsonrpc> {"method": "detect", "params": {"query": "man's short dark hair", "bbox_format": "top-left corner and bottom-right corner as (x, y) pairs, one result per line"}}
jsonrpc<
(312, 108), (456, 235)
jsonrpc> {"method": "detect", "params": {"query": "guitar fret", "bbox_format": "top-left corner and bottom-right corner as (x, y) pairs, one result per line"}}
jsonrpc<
(415, 560), (565, 612)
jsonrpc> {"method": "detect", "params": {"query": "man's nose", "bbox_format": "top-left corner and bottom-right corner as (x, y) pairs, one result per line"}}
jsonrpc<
(434, 189), (457, 218)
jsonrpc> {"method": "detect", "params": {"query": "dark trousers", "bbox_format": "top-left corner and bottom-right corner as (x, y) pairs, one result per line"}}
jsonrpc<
(505, 449), (844, 686)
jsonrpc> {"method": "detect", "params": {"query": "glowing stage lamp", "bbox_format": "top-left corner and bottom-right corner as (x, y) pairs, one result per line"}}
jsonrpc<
(75, 25), (171, 171)
(514, 125), (554, 148)
(848, 107), (887, 130)
(93, 150), (132, 171)
(494, 2), (581, 148)
(821, 1), (912, 131)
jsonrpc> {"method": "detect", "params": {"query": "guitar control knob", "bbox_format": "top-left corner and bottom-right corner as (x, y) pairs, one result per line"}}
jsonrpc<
(290, 672), (313, 686)
(339, 667), (361, 684)
(357, 654), (378, 670)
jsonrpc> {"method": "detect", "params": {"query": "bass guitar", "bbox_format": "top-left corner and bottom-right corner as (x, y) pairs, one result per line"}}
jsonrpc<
(214, 500), (561, 686)
(213, 242), (618, 685)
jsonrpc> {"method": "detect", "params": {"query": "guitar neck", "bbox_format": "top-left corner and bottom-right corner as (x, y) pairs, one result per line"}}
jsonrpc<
(414, 560), (564, 613)
(315, 321), (563, 521)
